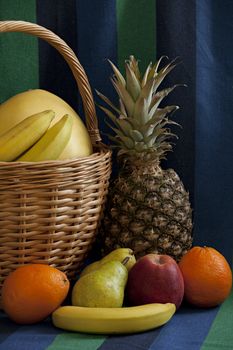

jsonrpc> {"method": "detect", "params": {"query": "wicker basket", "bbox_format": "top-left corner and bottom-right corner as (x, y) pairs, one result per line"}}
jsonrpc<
(0, 21), (112, 301)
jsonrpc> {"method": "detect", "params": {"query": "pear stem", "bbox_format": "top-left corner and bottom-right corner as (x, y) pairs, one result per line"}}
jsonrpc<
(121, 256), (130, 266)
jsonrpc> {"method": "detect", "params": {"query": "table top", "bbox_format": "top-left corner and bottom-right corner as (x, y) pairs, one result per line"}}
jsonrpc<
(0, 290), (232, 350)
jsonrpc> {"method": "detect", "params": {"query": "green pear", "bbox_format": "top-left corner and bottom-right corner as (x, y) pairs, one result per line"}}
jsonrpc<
(72, 260), (128, 308)
(80, 248), (136, 277)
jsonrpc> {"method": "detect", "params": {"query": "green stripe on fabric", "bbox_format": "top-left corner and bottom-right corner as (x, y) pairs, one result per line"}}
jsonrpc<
(116, 0), (156, 72)
(46, 332), (107, 350)
(201, 289), (233, 349)
(0, 0), (38, 103)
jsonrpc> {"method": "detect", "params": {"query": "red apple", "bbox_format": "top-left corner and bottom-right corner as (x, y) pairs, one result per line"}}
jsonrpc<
(126, 254), (184, 309)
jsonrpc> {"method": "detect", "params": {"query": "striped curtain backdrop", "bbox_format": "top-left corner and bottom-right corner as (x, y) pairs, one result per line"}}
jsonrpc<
(0, 0), (233, 265)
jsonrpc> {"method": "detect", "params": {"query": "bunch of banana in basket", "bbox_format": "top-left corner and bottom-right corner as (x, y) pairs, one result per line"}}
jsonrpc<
(0, 107), (93, 162)
(0, 110), (71, 162)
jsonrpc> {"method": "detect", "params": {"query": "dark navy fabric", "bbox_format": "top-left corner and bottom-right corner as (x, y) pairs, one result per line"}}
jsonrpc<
(76, 0), (118, 145)
(194, 0), (233, 263)
(37, 0), (79, 116)
(99, 328), (161, 350)
(156, 0), (196, 208)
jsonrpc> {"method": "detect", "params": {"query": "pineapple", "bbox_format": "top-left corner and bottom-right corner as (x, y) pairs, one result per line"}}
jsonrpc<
(97, 56), (193, 261)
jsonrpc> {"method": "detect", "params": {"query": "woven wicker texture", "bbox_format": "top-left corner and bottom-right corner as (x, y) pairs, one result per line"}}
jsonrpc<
(0, 21), (112, 303)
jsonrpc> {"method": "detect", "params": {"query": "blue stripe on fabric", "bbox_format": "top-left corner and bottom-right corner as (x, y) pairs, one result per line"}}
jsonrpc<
(194, 0), (233, 263)
(156, 0), (196, 207)
(0, 311), (19, 344)
(148, 304), (219, 350)
(99, 328), (161, 350)
(0, 316), (60, 350)
(76, 0), (118, 146)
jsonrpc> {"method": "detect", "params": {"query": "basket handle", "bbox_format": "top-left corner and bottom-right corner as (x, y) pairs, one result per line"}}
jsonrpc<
(0, 20), (101, 143)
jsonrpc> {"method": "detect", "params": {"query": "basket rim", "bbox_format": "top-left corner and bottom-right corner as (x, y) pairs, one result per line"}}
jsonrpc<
(0, 145), (112, 169)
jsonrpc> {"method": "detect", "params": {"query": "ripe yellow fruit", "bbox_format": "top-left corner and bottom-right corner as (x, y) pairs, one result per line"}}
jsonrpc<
(0, 89), (93, 159)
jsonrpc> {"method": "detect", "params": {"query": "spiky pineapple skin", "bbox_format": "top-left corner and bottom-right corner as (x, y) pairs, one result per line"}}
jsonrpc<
(98, 55), (193, 261)
(100, 164), (193, 262)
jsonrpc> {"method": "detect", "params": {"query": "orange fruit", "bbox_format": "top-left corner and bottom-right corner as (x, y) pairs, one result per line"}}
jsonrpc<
(2, 264), (70, 324)
(179, 246), (232, 307)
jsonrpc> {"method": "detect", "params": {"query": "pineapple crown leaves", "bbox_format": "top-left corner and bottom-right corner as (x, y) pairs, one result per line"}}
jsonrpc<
(96, 55), (185, 160)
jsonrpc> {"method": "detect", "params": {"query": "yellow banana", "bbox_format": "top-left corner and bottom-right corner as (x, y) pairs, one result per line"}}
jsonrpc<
(18, 114), (73, 162)
(52, 303), (176, 334)
(0, 110), (55, 161)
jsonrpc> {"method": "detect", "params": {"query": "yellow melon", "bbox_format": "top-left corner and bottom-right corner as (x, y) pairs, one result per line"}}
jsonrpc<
(0, 89), (93, 159)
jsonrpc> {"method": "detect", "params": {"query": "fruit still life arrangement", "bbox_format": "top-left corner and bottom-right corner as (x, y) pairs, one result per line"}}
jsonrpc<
(0, 53), (232, 337)
(0, 89), (93, 161)
(1, 246), (232, 335)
